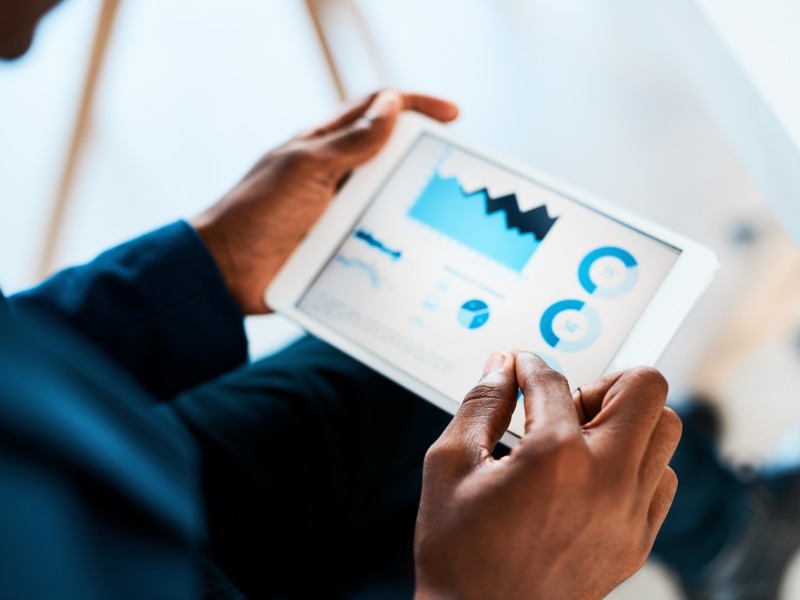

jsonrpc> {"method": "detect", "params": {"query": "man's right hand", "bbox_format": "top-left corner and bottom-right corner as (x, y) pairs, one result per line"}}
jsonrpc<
(414, 351), (681, 600)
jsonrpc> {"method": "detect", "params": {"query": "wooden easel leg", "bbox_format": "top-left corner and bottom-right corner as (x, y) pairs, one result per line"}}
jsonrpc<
(37, 0), (121, 279)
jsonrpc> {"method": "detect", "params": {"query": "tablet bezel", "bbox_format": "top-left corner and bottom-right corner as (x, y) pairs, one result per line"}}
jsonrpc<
(266, 112), (718, 446)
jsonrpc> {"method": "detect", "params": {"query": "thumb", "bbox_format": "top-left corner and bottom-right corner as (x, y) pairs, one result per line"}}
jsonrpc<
(315, 90), (404, 169)
(440, 352), (518, 471)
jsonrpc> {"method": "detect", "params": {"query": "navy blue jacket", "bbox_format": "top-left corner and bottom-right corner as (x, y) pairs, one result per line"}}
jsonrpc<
(0, 221), (248, 599)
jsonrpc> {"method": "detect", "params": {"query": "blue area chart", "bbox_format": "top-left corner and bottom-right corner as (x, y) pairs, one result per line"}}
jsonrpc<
(540, 299), (602, 352)
(578, 246), (638, 298)
(458, 299), (490, 329)
(408, 171), (558, 271)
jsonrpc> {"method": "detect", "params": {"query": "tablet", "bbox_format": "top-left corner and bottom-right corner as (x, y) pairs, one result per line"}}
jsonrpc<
(267, 113), (718, 446)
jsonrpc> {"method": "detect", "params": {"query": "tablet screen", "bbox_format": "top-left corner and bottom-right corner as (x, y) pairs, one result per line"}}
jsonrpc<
(297, 133), (680, 435)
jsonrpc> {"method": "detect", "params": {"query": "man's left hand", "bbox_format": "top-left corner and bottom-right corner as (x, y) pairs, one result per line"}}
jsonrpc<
(191, 89), (459, 314)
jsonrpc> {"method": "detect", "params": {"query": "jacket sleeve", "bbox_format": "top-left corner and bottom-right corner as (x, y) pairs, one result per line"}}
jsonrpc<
(0, 309), (206, 600)
(8, 220), (248, 400)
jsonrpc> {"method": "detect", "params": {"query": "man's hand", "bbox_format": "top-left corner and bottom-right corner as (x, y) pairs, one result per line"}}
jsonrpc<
(191, 90), (459, 314)
(414, 351), (681, 600)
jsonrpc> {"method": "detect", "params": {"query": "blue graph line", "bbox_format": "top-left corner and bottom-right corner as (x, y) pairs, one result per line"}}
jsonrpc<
(408, 171), (558, 271)
(335, 255), (382, 288)
(353, 229), (402, 260)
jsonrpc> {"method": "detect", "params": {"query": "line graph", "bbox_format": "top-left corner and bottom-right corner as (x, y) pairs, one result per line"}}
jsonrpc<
(334, 255), (383, 289)
(408, 171), (558, 271)
(353, 229), (402, 260)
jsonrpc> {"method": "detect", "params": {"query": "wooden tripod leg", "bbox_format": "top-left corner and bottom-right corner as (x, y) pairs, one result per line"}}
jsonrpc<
(302, 0), (389, 102)
(303, 0), (348, 102)
(36, 0), (121, 279)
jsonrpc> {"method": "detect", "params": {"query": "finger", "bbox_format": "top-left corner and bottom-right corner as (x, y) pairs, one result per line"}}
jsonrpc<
(514, 350), (580, 437)
(639, 408), (682, 499)
(305, 92), (380, 138)
(399, 92), (460, 122)
(313, 90), (459, 169)
(434, 352), (517, 472)
(647, 467), (678, 536)
(573, 386), (590, 425)
(572, 370), (627, 425)
(581, 367), (669, 465)
(306, 90), (458, 139)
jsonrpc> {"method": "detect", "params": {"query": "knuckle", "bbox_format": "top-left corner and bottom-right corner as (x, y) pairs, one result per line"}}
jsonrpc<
(423, 439), (464, 476)
(463, 382), (506, 406)
(628, 366), (669, 395)
(660, 407), (683, 440)
(662, 466), (679, 491)
(643, 467), (679, 520)
(423, 439), (462, 471)
(341, 118), (374, 144)
(373, 87), (402, 102)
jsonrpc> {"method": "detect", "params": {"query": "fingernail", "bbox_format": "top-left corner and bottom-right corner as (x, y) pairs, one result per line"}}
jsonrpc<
(483, 352), (507, 374)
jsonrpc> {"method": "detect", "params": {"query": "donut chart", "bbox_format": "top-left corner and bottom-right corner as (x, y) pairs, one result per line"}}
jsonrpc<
(540, 299), (601, 352)
(578, 246), (638, 298)
(458, 299), (490, 329)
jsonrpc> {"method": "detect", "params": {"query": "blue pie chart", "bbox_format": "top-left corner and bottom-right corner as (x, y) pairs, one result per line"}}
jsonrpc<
(458, 299), (490, 330)
(578, 246), (638, 298)
(540, 299), (601, 352)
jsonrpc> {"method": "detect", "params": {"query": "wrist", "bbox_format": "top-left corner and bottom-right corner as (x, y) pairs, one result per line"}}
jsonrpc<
(190, 214), (268, 315)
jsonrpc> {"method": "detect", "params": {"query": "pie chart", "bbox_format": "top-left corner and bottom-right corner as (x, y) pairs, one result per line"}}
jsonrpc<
(458, 299), (490, 330)
(540, 299), (601, 352)
(578, 246), (638, 298)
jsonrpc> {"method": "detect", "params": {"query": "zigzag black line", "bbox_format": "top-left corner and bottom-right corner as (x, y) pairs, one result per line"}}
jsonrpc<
(464, 187), (559, 241)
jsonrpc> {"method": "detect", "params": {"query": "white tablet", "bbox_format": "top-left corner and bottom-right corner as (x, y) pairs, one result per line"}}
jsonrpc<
(267, 113), (718, 446)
